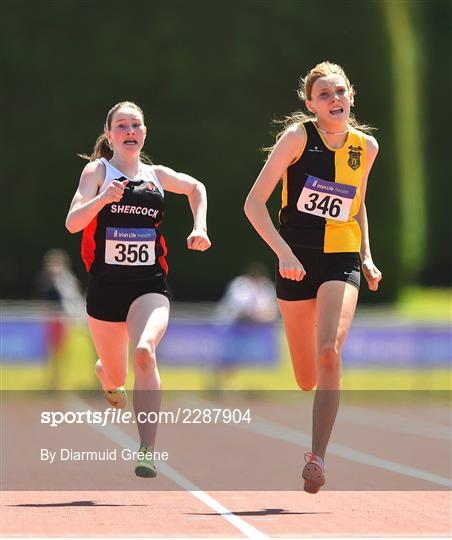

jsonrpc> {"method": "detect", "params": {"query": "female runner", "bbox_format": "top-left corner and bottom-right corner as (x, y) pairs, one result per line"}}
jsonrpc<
(66, 101), (211, 477)
(244, 62), (381, 493)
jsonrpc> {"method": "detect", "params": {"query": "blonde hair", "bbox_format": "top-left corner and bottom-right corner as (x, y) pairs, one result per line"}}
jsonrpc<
(267, 61), (374, 152)
(79, 101), (153, 163)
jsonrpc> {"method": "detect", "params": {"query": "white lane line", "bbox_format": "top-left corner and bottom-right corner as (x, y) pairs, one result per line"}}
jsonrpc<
(68, 395), (269, 540)
(187, 396), (452, 489)
(338, 404), (452, 441)
(243, 415), (452, 488)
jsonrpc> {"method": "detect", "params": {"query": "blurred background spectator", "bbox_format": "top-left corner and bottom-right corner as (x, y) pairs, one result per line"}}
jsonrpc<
(34, 249), (85, 317)
(215, 262), (279, 323)
(33, 249), (85, 387)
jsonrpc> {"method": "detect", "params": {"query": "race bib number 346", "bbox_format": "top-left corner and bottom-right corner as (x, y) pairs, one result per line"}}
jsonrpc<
(105, 228), (156, 266)
(297, 176), (357, 222)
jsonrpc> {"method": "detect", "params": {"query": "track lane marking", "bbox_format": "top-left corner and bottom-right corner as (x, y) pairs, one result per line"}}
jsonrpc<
(187, 396), (452, 489)
(338, 403), (451, 440)
(68, 395), (269, 540)
(239, 415), (452, 488)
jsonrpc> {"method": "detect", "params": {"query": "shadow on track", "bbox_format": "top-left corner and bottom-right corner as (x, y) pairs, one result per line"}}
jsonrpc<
(9, 500), (146, 508)
(187, 507), (331, 516)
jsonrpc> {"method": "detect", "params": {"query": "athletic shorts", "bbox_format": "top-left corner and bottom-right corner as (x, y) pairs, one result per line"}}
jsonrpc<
(86, 273), (170, 322)
(275, 247), (361, 301)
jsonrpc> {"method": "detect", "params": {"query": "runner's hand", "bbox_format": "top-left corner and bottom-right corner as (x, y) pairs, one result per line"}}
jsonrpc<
(100, 179), (129, 204)
(278, 248), (306, 281)
(362, 258), (382, 291)
(187, 228), (211, 251)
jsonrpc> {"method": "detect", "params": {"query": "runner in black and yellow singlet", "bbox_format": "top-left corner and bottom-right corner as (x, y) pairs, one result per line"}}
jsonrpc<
(280, 120), (366, 253)
(245, 62), (382, 494)
(276, 120), (366, 300)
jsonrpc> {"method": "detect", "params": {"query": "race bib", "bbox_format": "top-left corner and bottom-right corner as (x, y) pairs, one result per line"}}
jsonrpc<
(297, 175), (357, 222)
(105, 228), (156, 266)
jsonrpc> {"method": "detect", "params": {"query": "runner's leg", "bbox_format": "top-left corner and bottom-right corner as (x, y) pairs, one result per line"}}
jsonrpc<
(126, 293), (170, 447)
(87, 316), (129, 390)
(312, 280), (358, 459)
(277, 298), (318, 391)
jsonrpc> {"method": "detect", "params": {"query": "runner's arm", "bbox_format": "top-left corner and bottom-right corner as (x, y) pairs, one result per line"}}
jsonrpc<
(65, 161), (106, 233)
(244, 125), (307, 281)
(355, 135), (382, 291)
(355, 136), (379, 262)
(154, 166), (210, 251)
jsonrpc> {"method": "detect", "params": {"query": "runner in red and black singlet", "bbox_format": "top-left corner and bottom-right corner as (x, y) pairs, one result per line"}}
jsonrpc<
(82, 158), (168, 282)
(66, 101), (211, 479)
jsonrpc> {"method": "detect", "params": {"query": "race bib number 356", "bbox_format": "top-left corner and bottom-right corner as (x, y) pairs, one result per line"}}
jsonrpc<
(297, 176), (357, 222)
(105, 228), (156, 266)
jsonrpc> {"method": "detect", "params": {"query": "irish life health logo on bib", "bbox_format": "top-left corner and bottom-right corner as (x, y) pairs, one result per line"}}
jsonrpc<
(105, 227), (156, 266)
(297, 176), (357, 222)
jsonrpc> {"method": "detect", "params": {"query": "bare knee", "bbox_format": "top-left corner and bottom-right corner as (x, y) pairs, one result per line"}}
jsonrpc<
(298, 382), (317, 392)
(294, 372), (317, 392)
(289, 351), (318, 391)
(318, 343), (341, 374)
(133, 344), (157, 372)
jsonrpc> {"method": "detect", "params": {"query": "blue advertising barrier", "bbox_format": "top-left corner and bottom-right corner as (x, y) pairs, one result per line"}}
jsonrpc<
(1, 317), (451, 367)
(157, 322), (278, 366)
(1, 320), (49, 363)
(343, 325), (452, 367)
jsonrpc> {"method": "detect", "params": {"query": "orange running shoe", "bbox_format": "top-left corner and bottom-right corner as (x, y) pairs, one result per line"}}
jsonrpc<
(302, 452), (325, 494)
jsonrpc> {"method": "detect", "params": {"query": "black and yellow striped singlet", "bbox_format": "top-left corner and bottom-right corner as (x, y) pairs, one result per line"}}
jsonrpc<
(279, 121), (367, 253)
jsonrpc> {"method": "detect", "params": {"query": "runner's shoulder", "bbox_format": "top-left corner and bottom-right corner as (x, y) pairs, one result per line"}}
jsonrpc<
(80, 158), (105, 187)
(363, 133), (379, 158)
(278, 123), (307, 154)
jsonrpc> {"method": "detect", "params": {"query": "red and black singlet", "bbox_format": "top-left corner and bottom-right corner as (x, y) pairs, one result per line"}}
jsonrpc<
(81, 158), (168, 280)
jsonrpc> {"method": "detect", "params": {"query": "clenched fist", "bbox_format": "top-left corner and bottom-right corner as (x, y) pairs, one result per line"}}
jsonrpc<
(187, 228), (211, 251)
(100, 179), (129, 204)
(362, 257), (382, 291)
(278, 248), (306, 281)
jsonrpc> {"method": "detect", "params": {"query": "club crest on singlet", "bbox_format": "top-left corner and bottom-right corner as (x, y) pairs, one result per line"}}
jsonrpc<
(347, 145), (362, 171)
(145, 181), (159, 192)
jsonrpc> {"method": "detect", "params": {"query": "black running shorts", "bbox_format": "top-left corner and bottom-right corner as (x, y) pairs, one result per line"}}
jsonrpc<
(275, 247), (361, 301)
(86, 273), (170, 322)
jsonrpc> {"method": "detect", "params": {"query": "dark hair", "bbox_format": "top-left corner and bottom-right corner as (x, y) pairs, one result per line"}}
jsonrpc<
(79, 101), (152, 163)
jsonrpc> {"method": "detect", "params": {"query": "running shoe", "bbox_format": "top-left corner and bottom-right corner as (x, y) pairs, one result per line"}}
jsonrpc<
(103, 387), (127, 409)
(302, 452), (325, 494)
(135, 445), (157, 478)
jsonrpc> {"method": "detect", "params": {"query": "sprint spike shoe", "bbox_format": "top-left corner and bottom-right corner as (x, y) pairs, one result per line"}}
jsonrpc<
(302, 452), (325, 494)
(135, 445), (157, 478)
